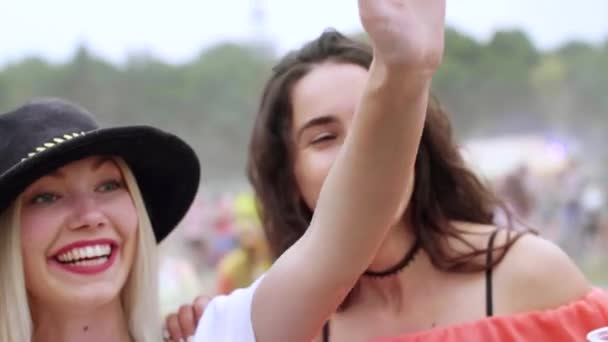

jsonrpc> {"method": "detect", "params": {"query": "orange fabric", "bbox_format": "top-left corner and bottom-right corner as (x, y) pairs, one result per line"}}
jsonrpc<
(374, 288), (608, 342)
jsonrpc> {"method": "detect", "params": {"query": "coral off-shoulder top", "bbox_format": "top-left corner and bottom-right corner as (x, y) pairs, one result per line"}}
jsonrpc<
(374, 288), (608, 342)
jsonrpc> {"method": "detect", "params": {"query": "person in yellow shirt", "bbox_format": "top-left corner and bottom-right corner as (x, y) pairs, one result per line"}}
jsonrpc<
(216, 192), (270, 294)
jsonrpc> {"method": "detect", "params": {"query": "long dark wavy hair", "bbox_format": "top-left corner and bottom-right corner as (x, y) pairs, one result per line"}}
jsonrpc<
(247, 29), (525, 283)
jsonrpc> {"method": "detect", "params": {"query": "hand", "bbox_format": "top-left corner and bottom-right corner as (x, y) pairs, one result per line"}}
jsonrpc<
(358, 0), (446, 72)
(163, 295), (211, 342)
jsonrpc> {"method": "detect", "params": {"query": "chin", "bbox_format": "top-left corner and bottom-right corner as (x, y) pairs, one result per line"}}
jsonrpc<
(49, 269), (129, 306)
(57, 282), (124, 309)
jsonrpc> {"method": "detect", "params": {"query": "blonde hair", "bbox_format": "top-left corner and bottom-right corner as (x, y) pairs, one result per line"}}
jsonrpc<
(0, 157), (162, 342)
(0, 200), (32, 342)
(116, 158), (162, 342)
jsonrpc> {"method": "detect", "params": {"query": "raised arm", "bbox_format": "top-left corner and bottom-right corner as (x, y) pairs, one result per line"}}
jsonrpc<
(252, 1), (446, 341)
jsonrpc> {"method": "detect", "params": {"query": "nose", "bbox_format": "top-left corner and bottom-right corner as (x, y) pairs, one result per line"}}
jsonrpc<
(66, 195), (108, 231)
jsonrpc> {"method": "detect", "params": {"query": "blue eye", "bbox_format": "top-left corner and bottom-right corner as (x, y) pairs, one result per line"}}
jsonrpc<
(97, 180), (123, 193)
(30, 193), (60, 205)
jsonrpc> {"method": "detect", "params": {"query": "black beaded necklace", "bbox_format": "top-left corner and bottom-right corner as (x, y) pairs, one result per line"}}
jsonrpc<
(363, 239), (421, 278)
(322, 240), (422, 342)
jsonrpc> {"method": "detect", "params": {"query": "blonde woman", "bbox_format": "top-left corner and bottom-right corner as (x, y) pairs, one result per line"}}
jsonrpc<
(0, 98), (200, 342)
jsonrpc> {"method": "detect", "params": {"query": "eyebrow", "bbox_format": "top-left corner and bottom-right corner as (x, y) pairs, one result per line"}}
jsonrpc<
(296, 115), (338, 141)
(92, 157), (114, 171)
(47, 157), (114, 179)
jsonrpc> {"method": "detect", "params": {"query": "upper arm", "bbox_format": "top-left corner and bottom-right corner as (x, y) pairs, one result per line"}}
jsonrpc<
(193, 282), (258, 342)
(494, 233), (591, 314)
(252, 234), (352, 342)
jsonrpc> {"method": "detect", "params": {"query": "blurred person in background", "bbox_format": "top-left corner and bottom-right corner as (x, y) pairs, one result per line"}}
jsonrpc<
(208, 195), (239, 265)
(578, 180), (606, 257)
(497, 165), (536, 223)
(557, 158), (592, 259)
(216, 191), (271, 295)
(180, 195), (213, 270)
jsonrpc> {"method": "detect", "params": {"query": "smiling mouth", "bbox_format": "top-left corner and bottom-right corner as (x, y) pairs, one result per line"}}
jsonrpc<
(55, 244), (114, 266)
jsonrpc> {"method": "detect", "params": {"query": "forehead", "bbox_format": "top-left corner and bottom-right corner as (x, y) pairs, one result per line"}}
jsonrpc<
(56, 156), (118, 174)
(32, 156), (121, 184)
(291, 62), (369, 129)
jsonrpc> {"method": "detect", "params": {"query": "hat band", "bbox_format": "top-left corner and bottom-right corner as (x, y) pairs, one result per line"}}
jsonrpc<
(21, 131), (86, 162)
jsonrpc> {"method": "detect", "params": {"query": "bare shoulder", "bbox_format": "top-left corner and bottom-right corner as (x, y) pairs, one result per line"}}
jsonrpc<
(493, 232), (591, 314)
(444, 222), (590, 313)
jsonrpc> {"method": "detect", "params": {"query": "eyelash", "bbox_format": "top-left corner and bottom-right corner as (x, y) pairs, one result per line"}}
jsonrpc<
(30, 193), (60, 205)
(311, 133), (336, 145)
(28, 179), (124, 205)
(97, 179), (123, 192)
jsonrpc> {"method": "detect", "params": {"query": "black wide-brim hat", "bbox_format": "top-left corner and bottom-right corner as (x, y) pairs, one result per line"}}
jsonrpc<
(0, 98), (200, 242)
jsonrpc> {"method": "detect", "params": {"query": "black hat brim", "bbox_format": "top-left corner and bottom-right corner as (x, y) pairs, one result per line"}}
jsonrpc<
(0, 126), (200, 242)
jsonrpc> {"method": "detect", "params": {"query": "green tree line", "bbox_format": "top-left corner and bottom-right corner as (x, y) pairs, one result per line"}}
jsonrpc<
(1, 28), (606, 183)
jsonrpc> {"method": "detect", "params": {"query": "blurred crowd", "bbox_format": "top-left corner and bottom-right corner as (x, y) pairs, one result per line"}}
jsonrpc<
(464, 134), (607, 262)
(495, 159), (606, 261)
(158, 190), (271, 314)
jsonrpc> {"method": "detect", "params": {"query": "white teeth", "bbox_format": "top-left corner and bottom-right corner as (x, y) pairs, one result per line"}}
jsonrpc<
(56, 244), (112, 263)
(73, 257), (108, 267)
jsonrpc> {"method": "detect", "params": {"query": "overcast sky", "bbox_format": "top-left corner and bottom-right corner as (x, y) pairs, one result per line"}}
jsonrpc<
(1, 0), (607, 66)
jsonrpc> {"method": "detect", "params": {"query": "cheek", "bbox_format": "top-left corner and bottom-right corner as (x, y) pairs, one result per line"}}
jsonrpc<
(20, 207), (64, 257)
(19, 208), (63, 290)
(294, 149), (339, 210)
(107, 195), (139, 273)
(107, 194), (139, 239)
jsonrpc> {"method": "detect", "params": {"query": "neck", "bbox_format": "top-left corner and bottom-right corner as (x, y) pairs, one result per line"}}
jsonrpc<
(31, 298), (131, 342)
(367, 218), (416, 273)
(356, 218), (428, 312)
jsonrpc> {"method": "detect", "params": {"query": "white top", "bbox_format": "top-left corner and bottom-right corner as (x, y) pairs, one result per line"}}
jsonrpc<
(192, 276), (262, 342)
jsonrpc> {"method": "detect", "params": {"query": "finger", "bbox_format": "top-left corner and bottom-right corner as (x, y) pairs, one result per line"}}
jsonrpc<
(165, 313), (183, 342)
(193, 295), (211, 321)
(162, 326), (171, 342)
(178, 304), (197, 337)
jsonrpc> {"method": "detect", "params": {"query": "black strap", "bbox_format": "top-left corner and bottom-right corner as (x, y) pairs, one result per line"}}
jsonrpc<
(485, 229), (499, 317)
(322, 322), (330, 342)
(363, 239), (420, 278)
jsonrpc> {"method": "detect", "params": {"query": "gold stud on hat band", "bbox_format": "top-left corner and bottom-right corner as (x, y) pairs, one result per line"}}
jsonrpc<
(20, 132), (86, 162)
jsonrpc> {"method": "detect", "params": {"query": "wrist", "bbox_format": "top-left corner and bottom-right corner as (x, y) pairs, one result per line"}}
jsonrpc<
(368, 59), (434, 97)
